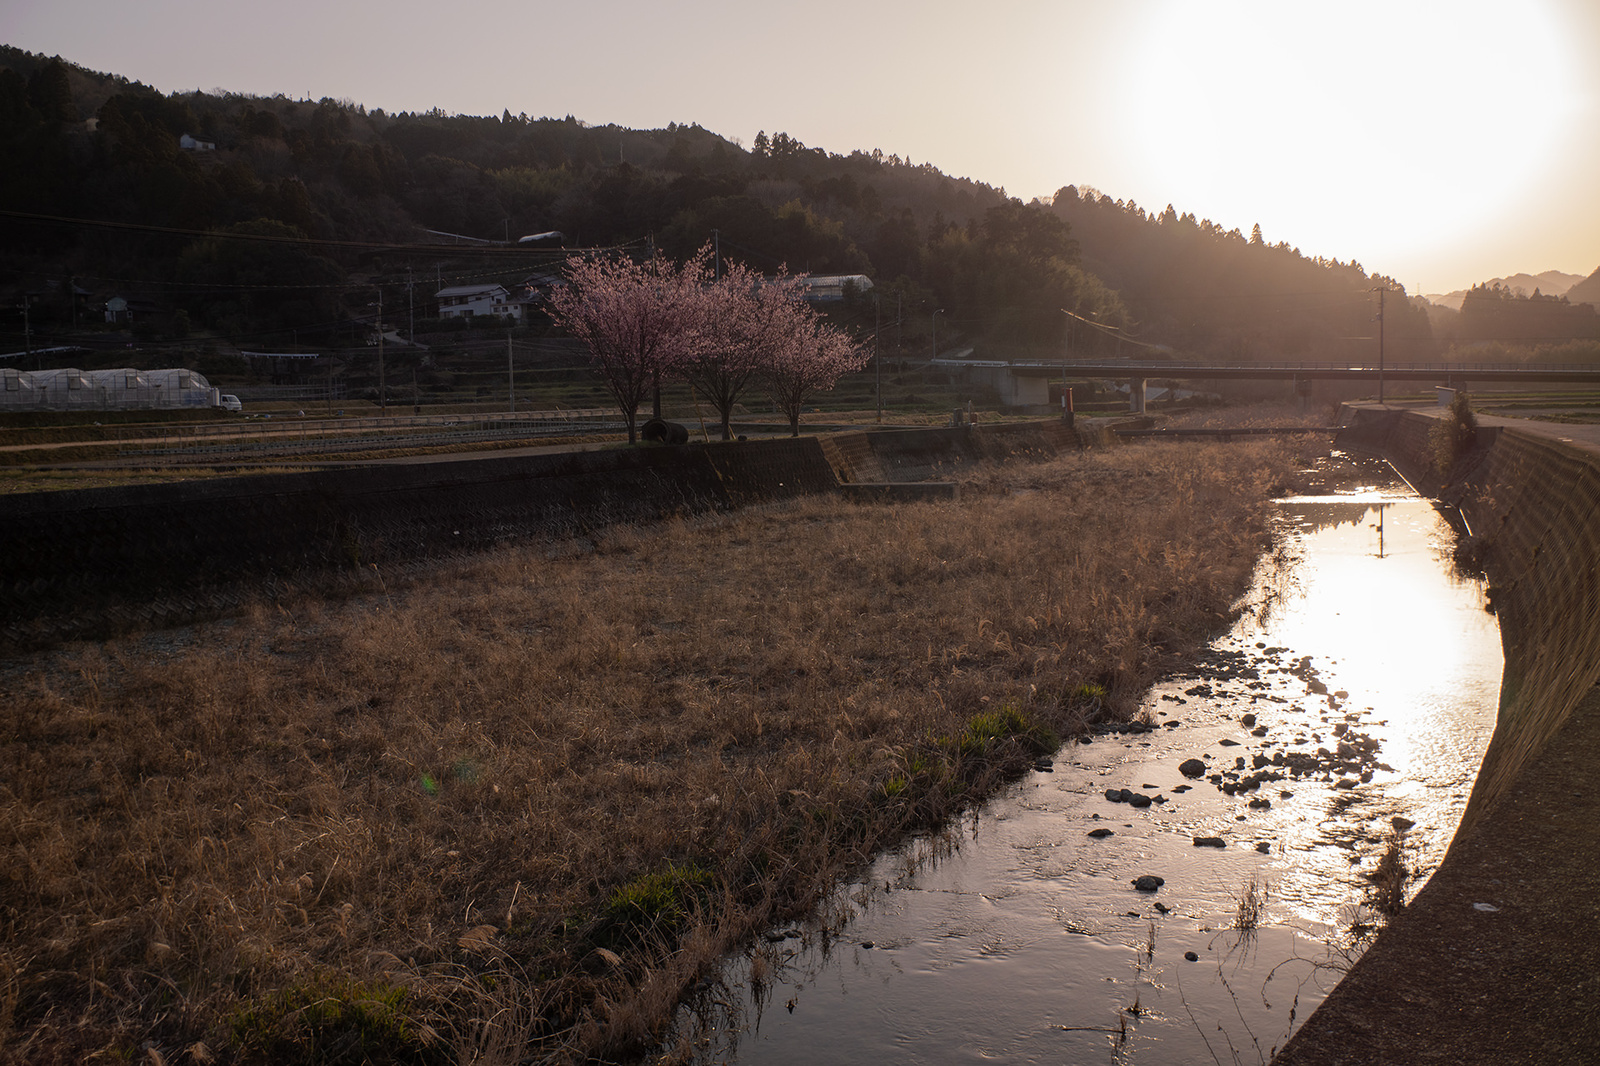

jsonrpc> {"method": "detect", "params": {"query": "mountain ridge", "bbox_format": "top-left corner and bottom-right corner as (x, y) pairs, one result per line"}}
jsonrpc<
(1426, 269), (1591, 310)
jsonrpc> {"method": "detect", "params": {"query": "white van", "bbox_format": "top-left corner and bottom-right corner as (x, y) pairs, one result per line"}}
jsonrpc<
(218, 394), (242, 412)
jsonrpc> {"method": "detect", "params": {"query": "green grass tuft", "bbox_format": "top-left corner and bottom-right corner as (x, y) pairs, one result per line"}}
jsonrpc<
(229, 975), (443, 1066)
(594, 862), (717, 949)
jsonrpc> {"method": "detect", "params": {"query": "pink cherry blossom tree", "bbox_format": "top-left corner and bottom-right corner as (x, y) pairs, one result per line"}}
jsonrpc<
(684, 260), (797, 441)
(547, 249), (711, 444)
(763, 301), (869, 436)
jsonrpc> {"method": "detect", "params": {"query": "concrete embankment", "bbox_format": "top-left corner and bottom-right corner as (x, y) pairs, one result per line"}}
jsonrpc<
(0, 420), (1076, 648)
(1275, 406), (1600, 1064)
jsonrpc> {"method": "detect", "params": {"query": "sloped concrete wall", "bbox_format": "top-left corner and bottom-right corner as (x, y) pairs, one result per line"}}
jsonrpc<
(1453, 427), (1600, 822)
(0, 439), (832, 647)
(1337, 407), (1600, 828)
(1, 422), (1080, 648)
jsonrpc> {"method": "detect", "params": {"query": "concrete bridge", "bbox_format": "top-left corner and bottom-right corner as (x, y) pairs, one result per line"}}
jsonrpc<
(933, 357), (1600, 412)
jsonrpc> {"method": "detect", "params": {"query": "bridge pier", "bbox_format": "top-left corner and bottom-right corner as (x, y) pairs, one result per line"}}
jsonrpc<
(1129, 377), (1146, 414)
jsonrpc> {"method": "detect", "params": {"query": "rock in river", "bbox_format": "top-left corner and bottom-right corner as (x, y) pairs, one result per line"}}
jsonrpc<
(1132, 875), (1165, 892)
(1179, 758), (1207, 778)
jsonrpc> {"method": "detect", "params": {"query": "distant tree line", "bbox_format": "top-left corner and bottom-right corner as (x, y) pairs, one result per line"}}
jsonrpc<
(16, 46), (1595, 366)
(1454, 282), (1599, 344)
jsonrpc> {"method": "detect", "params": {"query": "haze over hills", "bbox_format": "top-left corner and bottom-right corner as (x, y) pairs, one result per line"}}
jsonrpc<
(1427, 269), (1592, 310)
(1564, 266), (1600, 307)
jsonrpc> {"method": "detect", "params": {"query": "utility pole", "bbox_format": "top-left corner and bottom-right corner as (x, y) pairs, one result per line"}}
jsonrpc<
(874, 295), (882, 423)
(1373, 286), (1387, 405)
(932, 308), (943, 360)
(712, 228), (720, 280)
(508, 330), (515, 413)
(19, 294), (32, 369)
(407, 266), (415, 345)
(1062, 307), (1070, 415)
(377, 288), (386, 414)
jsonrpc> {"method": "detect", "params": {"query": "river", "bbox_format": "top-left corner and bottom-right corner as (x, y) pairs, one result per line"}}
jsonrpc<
(674, 461), (1503, 1065)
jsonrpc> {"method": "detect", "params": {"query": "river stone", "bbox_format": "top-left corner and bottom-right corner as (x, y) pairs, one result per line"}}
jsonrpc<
(1179, 758), (1207, 777)
(1193, 836), (1227, 848)
(1105, 788), (1125, 802)
(1219, 738), (1241, 746)
(1241, 713), (1257, 726)
(1087, 828), (1114, 838)
(1392, 816), (1416, 832)
(1128, 793), (1152, 808)
(1184, 950), (1200, 962)
(1132, 875), (1165, 892)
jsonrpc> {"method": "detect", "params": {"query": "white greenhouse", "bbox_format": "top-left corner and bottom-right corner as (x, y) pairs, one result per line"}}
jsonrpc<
(0, 368), (225, 412)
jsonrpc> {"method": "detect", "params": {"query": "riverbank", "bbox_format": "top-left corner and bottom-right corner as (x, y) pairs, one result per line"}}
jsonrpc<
(689, 486), (1503, 1066)
(0, 437), (1322, 1065)
(1274, 684), (1600, 1064)
(1276, 406), (1600, 1064)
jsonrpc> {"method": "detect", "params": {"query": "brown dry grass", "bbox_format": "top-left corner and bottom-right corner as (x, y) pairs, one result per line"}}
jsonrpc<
(0, 438), (1317, 1065)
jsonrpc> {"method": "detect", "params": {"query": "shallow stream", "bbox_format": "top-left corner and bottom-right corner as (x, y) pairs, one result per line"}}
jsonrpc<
(678, 467), (1503, 1064)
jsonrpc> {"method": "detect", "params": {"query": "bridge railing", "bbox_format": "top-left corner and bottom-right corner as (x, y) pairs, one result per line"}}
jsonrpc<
(938, 358), (1600, 374)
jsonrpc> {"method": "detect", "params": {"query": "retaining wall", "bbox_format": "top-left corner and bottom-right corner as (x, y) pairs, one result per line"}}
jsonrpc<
(0, 438), (834, 648)
(1, 422), (1078, 648)
(1275, 412), (1600, 1061)
(831, 420), (1077, 482)
(1337, 407), (1600, 827)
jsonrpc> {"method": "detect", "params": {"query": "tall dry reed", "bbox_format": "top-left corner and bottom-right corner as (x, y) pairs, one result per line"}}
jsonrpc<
(0, 438), (1317, 1064)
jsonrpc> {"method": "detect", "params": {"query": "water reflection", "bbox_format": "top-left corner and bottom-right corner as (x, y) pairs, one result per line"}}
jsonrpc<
(674, 484), (1502, 1066)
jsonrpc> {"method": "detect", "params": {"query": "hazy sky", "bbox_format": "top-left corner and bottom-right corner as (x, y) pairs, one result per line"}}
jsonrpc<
(5, 0), (1597, 294)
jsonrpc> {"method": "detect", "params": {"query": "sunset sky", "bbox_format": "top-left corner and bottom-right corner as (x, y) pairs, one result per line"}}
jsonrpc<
(5, 0), (1597, 295)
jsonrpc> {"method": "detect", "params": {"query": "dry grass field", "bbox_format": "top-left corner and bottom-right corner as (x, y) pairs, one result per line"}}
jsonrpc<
(0, 437), (1322, 1065)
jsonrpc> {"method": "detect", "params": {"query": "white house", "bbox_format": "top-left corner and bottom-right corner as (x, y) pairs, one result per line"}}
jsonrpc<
(791, 274), (874, 302)
(179, 133), (216, 151)
(435, 284), (527, 320)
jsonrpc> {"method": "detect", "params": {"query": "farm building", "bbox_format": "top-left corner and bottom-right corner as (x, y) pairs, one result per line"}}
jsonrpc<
(0, 367), (225, 411)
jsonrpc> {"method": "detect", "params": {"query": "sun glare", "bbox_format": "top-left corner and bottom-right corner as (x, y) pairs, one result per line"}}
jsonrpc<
(1117, 1), (1575, 263)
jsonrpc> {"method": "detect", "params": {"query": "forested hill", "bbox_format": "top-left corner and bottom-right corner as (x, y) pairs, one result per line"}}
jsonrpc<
(2, 47), (1434, 359)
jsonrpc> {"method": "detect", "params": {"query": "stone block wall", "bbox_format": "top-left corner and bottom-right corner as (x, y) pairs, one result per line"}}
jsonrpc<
(1338, 406), (1600, 828)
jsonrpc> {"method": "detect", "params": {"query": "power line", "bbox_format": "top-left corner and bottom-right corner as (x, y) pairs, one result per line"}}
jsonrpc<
(0, 208), (636, 260)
